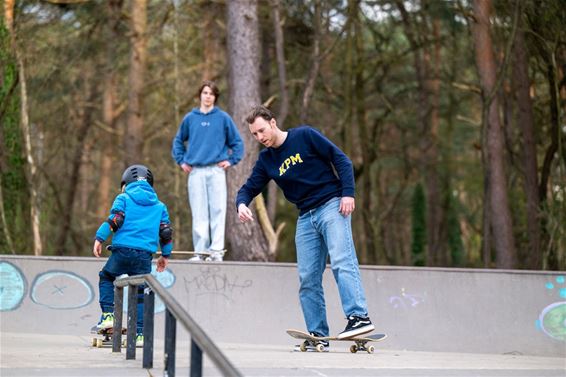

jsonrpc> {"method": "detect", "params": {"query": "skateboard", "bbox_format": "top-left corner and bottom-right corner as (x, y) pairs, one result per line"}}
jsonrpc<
(286, 329), (387, 353)
(90, 326), (127, 348)
(186, 249), (227, 261)
(157, 249), (227, 261)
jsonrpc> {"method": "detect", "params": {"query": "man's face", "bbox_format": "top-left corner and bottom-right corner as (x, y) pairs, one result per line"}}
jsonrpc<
(200, 86), (216, 107)
(249, 117), (277, 147)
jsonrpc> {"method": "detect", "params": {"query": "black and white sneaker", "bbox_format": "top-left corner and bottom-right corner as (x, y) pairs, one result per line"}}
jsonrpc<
(337, 315), (375, 339)
(294, 333), (329, 352)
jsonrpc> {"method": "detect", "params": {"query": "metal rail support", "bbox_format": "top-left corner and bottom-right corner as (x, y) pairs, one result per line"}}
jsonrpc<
(164, 308), (177, 376)
(112, 285), (124, 352)
(126, 284), (137, 360)
(190, 340), (203, 377)
(142, 287), (155, 369)
(114, 274), (242, 377)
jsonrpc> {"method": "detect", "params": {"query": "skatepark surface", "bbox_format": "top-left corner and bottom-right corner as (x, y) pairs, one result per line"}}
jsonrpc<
(1, 332), (564, 377)
(1, 256), (565, 376)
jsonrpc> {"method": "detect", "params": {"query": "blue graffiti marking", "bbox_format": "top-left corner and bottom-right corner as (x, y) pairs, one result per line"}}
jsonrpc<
(538, 276), (566, 341)
(31, 270), (94, 309)
(121, 265), (175, 314)
(0, 261), (27, 311)
(52, 285), (67, 295)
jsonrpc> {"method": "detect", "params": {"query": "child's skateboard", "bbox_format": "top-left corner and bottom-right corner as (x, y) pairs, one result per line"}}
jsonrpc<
(90, 326), (127, 348)
(286, 329), (387, 353)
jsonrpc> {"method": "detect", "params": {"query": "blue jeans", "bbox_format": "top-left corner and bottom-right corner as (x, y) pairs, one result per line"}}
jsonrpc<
(295, 197), (369, 337)
(98, 247), (152, 333)
(188, 165), (227, 251)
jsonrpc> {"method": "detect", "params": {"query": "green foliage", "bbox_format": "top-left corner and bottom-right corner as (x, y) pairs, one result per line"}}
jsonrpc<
(446, 193), (464, 267)
(2, 1), (563, 267)
(411, 183), (426, 266)
(0, 19), (29, 254)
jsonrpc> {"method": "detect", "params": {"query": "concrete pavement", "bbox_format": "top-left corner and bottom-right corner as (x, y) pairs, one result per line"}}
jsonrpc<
(1, 332), (564, 377)
(1, 256), (565, 376)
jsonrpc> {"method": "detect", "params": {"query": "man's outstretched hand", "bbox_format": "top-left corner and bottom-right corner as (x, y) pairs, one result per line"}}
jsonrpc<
(238, 203), (254, 223)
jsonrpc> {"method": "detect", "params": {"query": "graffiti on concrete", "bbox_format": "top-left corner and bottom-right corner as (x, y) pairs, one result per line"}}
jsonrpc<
(30, 270), (94, 309)
(536, 276), (566, 342)
(122, 265), (175, 313)
(183, 266), (252, 301)
(0, 261), (27, 311)
(1, 261), (175, 313)
(389, 288), (425, 310)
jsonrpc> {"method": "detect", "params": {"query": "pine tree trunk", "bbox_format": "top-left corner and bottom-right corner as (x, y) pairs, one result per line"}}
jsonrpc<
(472, 0), (517, 268)
(125, 0), (147, 166)
(56, 66), (96, 255)
(98, 0), (122, 220)
(226, 0), (270, 261)
(512, 26), (541, 269)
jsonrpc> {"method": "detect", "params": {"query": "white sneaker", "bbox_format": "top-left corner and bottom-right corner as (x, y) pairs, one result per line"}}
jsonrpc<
(210, 251), (224, 262)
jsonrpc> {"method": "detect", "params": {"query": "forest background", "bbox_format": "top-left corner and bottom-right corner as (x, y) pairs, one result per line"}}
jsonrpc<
(1, 0), (565, 271)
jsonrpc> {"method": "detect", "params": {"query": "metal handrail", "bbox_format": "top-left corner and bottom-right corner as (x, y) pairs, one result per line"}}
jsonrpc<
(113, 274), (242, 377)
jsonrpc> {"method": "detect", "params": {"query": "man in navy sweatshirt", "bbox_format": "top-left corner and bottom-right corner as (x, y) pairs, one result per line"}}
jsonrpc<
(172, 80), (244, 261)
(236, 105), (374, 350)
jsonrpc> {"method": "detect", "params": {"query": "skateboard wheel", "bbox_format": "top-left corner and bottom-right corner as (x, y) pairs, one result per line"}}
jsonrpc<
(315, 344), (325, 353)
(350, 345), (358, 353)
(96, 338), (103, 348)
(299, 343), (307, 352)
(367, 345), (375, 354)
(91, 338), (97, 347)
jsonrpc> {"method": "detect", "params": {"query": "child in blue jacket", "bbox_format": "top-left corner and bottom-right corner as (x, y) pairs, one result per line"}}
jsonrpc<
(93, 164), (173, 346)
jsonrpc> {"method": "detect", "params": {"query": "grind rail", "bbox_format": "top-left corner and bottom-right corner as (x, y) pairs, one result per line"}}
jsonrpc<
(111, 274), (242, 377)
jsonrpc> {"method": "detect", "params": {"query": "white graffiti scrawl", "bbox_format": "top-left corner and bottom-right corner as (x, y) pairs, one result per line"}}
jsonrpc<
(389, 288), (425, 310)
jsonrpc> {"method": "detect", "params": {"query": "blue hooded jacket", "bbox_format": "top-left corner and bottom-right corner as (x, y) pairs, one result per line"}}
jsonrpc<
(95, 181), (172, 256)
(171, 106), (244, 166)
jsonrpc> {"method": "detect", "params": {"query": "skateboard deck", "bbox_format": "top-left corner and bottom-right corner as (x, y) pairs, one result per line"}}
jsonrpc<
(186, 249), (227, 261)
(157, 249), (227, 261)
(90, 326), (127, 348)
(287, 329), (387, 353)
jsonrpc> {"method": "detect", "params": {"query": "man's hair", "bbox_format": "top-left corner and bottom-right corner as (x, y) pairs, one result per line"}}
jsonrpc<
(198, 80), (220, 103)
(245, 105), (275, 124)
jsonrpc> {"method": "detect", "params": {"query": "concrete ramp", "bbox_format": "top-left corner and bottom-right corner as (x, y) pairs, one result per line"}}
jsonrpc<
(1, 255), (564, 357)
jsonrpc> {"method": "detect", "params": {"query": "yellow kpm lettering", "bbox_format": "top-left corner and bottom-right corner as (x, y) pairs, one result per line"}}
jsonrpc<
(279, 153), (303, 176)
(290, 154), (303, 165)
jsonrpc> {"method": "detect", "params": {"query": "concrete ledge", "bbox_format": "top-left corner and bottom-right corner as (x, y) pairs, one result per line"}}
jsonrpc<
(0, 255), (564, 357)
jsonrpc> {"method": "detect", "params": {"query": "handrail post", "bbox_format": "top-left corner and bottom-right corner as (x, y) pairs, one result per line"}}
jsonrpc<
(164, 308), (176, 377)
(114, 273), (242, 376)
(190, 339), (203, 377)
(112, 285), (124, 352)
(126, 284), (138, 360)
(142, 286), (155, 369)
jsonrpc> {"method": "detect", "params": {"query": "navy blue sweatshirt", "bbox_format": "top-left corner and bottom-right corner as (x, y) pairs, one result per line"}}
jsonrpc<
(236, 126), (355, 215)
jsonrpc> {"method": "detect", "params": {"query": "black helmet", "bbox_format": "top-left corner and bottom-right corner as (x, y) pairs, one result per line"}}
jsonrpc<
(121, 164), (154, 188)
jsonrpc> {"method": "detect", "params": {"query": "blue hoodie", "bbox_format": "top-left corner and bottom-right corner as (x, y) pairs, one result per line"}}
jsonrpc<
(95, 181), (173, 256)
(171, 106), (244, 166)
